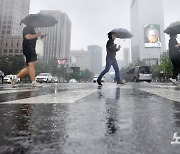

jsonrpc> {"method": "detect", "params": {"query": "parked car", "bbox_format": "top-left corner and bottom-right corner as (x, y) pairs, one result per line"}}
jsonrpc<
(69, 79), (77, 83)
(125, 66), (152, 83)
(125, 68), (135, 82)
(0, 70), (4, 84)
(3, 75), (20, 84)
(93, 74), (105, 83)
(52, 76), (59, 83)
(35, 73), (53, 83)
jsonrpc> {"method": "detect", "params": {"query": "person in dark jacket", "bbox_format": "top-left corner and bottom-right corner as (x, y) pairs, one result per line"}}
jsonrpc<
(97, 32), (124, 86)
(168, 32), (180, 84)
(11, 25), (43, 87)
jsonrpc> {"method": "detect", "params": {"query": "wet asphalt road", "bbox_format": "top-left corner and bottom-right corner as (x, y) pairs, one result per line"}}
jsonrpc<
(0, 82), (180, 154)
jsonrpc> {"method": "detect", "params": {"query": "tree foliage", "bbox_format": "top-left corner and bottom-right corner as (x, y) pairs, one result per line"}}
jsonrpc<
(160, 54), (173, 78)
(0, 55), (25, 75)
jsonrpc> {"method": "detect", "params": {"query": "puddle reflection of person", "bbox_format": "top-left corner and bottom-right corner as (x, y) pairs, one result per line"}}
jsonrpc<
(16, 104), (32, 131)
(105, 87), (120, 135)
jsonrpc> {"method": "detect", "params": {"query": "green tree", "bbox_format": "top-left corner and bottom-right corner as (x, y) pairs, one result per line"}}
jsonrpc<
(36, 60), (48, 75)
(160, 54), (173, 78)
(120, 63), (133, 80)
(0, 55), (25, 75)
(134, 58), (146, 66)
(11, 55), (25, 74)
(0, 56), (11, 75)
(48, 57), (59, 76)
(150, 64), (161, 77)
(81, 69), (93, 82)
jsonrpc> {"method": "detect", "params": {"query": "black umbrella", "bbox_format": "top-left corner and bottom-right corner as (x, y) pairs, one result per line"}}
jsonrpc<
(108, 28), (133, 39)
(20, 13), (58, 28)
(164, 21), (180, 34)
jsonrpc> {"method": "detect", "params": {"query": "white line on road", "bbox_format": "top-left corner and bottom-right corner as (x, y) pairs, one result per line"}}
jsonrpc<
(1, 89), (97, 104)
(140, 88), (180, 103)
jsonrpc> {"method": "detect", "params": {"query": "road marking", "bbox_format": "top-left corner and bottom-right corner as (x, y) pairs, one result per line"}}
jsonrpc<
(1, 89), (97, 104)
(171, 132), (180, 144)
(0, 88), (38, 94)
(140, 88), (180, 102)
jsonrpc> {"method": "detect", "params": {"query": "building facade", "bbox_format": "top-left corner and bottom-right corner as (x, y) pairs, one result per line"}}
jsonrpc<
(0, 36), (23, 56)
(130, 0), (166, 65)
(87, 45), (102, 75)
(0, 0), (30, 56)
(39, 10), (71, 63)
(70, 49), (91, 71)
(123, 48), (130, 67)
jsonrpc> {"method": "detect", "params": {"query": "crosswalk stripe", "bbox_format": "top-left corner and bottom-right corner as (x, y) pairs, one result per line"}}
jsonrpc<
(140, 88), (180, 102)
(1, 89), (97, 104)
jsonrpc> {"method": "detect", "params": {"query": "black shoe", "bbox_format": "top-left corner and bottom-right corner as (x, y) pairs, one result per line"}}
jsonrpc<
(97, 79), (102, 86)
(117, 81), (124, 84)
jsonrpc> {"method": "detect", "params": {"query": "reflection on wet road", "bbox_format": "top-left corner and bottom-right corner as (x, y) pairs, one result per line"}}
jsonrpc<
(0, 83), (180, 154)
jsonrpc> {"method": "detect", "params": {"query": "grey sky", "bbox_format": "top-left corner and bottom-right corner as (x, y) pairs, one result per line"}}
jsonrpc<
(30, 0), (180, 61)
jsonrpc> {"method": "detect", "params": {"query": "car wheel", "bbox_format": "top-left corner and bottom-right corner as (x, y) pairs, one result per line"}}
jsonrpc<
(147, 80), (151, 83)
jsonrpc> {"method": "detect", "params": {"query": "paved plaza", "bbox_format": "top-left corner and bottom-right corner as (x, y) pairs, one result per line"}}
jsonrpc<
(0, 82), (180, 154)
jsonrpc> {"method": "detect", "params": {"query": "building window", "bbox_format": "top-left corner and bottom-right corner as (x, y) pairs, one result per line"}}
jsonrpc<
(2, 31), (5, 34)
(15, 49), (19, 53)
(9, 49), (13, 53)
(7, 25), (11, 29)
(7, 31), (10, 34)
(5, 42), (8, 47)
(8, 21), (11, 24)
(2, 26), (6, 29)
(4, 49), (8, 53)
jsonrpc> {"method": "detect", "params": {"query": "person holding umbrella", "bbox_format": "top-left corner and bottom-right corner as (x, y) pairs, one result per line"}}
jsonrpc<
(11, 13), (58, 87)
(11, 25), (43, 87)
(168, 32), (180, 84)
(97, 32), (124, 86)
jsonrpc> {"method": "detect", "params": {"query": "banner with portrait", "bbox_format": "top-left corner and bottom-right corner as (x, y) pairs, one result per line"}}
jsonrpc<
(144, 24), (161, 48)
(58, 58), (68, 66)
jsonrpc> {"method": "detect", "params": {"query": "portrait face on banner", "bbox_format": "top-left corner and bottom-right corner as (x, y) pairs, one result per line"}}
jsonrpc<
(144, 24), (161, 48)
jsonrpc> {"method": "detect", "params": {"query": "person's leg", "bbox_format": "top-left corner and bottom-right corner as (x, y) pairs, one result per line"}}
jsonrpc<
(171, 60), (179, 79)
(112, 59), (121, 82)
(2, 76), (4, 84)
(170, 59), (179, 84)
(27, 61), (43, 87)
(11, 61), (29, 87)
(16, 68), (28, 78)
(27, 61), (36, 82)
(98, 58), (112, 81)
